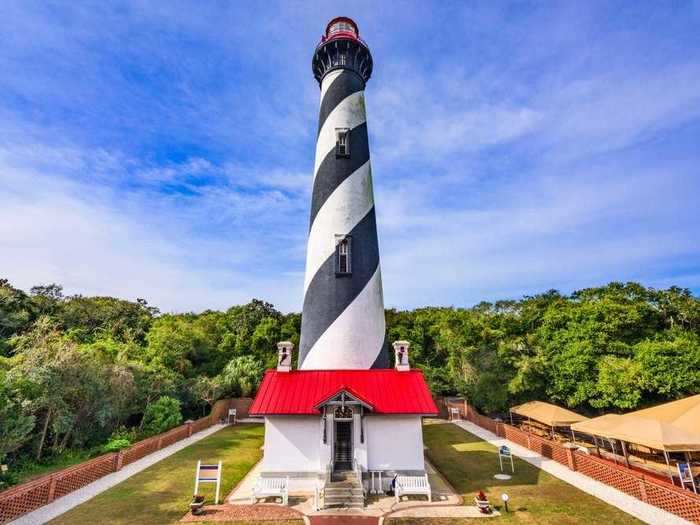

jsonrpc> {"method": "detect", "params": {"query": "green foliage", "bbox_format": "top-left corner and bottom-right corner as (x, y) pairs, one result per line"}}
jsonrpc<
(0, 279), (36, 355)
(0, 276), (698, 489)
(101, 438), (131, 453)
(635, 331), (700, 396)
(389, 282), (700, 414)
(142, 396), (182, 436)
(219, 356), (265, 397)
(592, 356), (643, 410)
(0, 373), (35, 463)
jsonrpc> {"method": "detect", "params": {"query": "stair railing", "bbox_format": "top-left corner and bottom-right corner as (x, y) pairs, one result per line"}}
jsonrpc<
(315, 460), (332, 510)
(352, 452), (365, 497)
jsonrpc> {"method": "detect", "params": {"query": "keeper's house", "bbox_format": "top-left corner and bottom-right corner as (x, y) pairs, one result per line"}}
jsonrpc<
(249, 341), (438, 491)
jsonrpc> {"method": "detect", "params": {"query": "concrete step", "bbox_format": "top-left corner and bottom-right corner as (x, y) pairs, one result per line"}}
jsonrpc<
(324, 503), (364, 509)
(323, 498), (364, 509)
(324, 489), (364, 498)
(325, 484), (363, 491)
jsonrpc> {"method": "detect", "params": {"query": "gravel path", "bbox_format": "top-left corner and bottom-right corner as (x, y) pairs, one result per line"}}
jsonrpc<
(453, 420), (691, 525)
(10, 424), (228, 525)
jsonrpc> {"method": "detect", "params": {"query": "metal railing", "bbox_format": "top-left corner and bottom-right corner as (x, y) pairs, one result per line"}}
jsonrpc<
(352, 452), (365, 496)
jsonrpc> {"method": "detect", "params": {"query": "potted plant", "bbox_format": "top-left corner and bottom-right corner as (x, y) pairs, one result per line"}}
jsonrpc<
(190, 495), (205, 515)
(474, 490), (492, 514)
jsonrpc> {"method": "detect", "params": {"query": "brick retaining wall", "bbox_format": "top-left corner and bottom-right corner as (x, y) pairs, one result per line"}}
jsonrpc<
(0, 402), (237, 524)
(441, 398), (700, 524)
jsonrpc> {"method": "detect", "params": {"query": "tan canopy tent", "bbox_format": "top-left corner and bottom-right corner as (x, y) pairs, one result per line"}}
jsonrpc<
(600, 416), (700, 452)
(510, 401), (588, 427)
(574, 396), (700, 452)
(571, 414), (622, 435)
(631, 394), (700, 436)
(571, 396), (700, 484)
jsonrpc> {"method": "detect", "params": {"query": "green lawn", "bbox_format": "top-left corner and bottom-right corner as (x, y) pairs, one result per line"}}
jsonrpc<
(50, 424), (276, 525)
(388, 422), (641, 525)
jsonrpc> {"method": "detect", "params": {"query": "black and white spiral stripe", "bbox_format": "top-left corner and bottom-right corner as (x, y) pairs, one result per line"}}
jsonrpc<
(299, 69), (388, 370)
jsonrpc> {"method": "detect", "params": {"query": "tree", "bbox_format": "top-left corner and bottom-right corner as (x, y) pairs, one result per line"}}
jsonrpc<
(0, 373), (35, 463)
(0, 279), (35, 355)
(191, 376), (223, 415)
(592, 356), (643, 410)
(636, 331), (700, 398)
(219, 356), (264, 397)
(141, 396), (182, 436)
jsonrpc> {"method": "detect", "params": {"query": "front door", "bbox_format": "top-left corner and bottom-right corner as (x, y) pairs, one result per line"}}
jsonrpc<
(334, 420), (353, 471)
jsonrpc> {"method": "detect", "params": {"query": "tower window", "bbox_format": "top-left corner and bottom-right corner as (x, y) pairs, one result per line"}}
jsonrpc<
(336, 128), (350, 158)
(335, 235), (352, 275)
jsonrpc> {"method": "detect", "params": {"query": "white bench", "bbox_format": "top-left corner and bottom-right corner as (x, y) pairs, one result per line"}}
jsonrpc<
(395, 474), (431, 503)
(251, 476), (289, 505)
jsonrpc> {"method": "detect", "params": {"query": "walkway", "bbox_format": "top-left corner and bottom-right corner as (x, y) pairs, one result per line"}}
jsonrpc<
(453, 420), (691, 525)
(10, 424), (228, 525)
(309, 517), (377, 525)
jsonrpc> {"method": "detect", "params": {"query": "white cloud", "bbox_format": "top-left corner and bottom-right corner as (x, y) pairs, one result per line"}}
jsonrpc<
(0, 146), (306, 313)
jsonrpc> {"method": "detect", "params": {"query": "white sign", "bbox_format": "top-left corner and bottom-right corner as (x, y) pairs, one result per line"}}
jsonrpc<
(194, 460), (222, 504)
(499, 446), (514, 473)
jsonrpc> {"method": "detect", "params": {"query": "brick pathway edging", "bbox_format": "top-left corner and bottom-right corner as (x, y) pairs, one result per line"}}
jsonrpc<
(8, 424), (228, 525)
(453, 420), (690, 525)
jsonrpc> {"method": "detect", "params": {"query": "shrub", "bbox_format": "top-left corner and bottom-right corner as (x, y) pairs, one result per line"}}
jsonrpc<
(142, 396), (182, 436)
(101, 438), (131, 453)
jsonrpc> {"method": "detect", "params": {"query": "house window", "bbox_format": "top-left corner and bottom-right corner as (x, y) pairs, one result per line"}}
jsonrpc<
(336, 128), (350, 158)
(335, 236), (352, 275)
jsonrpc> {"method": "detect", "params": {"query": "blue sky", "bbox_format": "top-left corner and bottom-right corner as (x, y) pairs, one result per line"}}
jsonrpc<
(1, 1), (699, 313)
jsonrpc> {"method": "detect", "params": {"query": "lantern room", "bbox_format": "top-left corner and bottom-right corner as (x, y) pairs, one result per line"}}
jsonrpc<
(324, 17), (360, 42)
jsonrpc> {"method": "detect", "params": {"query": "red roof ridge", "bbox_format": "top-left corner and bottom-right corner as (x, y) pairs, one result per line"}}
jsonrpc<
(312, 384), (375, 410)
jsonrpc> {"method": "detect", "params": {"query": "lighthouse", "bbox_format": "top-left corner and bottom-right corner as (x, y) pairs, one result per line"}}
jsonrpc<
(248, 18), (436, 501)
(299, 17), (388, 370)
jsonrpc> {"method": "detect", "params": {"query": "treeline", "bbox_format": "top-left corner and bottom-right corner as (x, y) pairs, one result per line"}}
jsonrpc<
(0, 279), (300, 485)
(1, 278), (699, 485)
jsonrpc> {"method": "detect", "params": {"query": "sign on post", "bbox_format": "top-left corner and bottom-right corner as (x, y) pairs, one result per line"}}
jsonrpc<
(678, 462), (697, 494)
(194, 460), (222, 504)
(499, 445), (514, 473)
(228, 408), (237, 424)
(450, 407), (460, 421)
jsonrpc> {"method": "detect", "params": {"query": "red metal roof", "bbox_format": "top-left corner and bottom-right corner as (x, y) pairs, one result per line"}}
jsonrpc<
(249, 369), (438, 416)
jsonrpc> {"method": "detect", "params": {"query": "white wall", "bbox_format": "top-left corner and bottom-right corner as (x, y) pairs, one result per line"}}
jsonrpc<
(262, 416), (321, 473)
(366, 415), (424, 471)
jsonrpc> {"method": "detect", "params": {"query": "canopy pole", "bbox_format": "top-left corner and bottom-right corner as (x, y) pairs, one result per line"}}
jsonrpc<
(663, 450), (674, 485)
(593, 435), (601, 457)
(685, 452), (698, 494)
(621, 441), (630, 468)
(509, 410), (513, 426)
(571, 429), (576, 444)
(609, 439), (618, 464)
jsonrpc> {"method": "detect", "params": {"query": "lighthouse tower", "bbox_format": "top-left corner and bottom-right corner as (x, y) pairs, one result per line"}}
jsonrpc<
(299, 17), (388, 370)
(249, 19), (437, 493)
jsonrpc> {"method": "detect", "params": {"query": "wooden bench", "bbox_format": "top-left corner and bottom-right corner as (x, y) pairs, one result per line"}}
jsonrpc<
(395, 474), (431, 503)
(251, 476), (289, 505)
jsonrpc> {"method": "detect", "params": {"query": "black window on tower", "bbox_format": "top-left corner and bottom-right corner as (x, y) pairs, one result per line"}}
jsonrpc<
(335, 235), (352, 276)
(336, 128), (350, 158)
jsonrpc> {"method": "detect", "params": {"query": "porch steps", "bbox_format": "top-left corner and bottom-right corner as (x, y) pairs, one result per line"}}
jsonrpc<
(323, 471), (364, 509)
